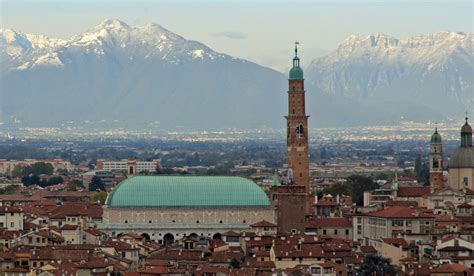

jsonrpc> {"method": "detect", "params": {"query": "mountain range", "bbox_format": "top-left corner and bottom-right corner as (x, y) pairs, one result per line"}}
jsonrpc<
(1, 19), (472, 129)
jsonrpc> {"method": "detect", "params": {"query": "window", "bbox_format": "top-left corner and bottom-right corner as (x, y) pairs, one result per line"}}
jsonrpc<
(334, 229), (338, 235)
(392, 220), (403, 227)
(346, 229), (349, 235)
(406, 220), (412, 227)
(311, 267), (321, 274)
(464, 177), (469, 187)
(10, 222), (14, 228)
(323, 229), (327, 235)
(296, 123), (304, 139)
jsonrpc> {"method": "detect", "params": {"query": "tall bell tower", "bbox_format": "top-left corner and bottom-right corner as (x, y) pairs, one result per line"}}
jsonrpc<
(429, 128), (444, 191)
(286, 42), (310, 192)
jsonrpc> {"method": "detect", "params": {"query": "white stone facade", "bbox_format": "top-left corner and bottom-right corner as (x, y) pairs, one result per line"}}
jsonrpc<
(100, 207), (275, 244)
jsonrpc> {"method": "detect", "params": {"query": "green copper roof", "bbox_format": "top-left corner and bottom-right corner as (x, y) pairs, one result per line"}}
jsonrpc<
(289, 44), (303, 80)
(106, 176), (271, 208)
(430, 128), (442, 144)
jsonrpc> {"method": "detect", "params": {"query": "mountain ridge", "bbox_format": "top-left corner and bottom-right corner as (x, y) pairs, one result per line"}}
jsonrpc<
(1, 20), (472, 128)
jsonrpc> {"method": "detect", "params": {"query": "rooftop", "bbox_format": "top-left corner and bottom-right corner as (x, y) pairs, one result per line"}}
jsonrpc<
(106, 176), (271, 208)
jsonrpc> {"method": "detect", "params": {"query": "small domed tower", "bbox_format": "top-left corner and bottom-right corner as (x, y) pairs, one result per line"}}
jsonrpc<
(461, 116), (473, 148)
(447, 117), (474, 190)
(429, 128), (444, 191)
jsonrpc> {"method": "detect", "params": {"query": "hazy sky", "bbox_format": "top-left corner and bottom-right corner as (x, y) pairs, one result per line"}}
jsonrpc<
(1, 0), (472, 71)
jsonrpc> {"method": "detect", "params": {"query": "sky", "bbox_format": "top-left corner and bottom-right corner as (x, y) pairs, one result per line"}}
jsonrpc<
(1, 0), (472, 71)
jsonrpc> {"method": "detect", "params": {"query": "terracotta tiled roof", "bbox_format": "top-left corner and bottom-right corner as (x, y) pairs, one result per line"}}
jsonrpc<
(61, 224), (79, 230)
(273, 240), (324, 258)
(48, 203), (102, 219)
(382, 238), (410, 249)
(0, 229), (20, 239)
(397, 186), (431, 197)
(0, 206), (22, 213)
(430, 263), (470, 273)
(306, 217), (352, 229)
(250, 220), (276, 228)
(102, 240), (138, 251)
(222, 230), (241, 237)
(368, 206), (435, 219)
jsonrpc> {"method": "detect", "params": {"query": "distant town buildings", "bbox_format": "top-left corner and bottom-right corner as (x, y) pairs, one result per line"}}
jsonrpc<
(0, 159), (73, 176)
(96, 159), (161, 174)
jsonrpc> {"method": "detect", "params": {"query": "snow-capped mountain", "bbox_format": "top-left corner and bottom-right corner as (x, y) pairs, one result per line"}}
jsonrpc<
(0, 20), (472, 128)
(305, 32), (473, 125)
(0, 19), (286, 128)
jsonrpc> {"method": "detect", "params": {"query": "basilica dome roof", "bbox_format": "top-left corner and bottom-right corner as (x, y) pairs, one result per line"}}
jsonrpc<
(448, 147), (474, 168)
(105, 176), (271, 208)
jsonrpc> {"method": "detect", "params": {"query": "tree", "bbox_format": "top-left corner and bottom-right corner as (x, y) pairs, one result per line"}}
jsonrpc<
(21, 175), (32, 186)
(357, 254), (397, 276)
(346, 175), (379, 206)
(89, 176), (105, 191)
(12, 162), (54, 177)
(323, 175), (378, 206)
(414, 155), (422, 178)
(92, 191), (108, 204)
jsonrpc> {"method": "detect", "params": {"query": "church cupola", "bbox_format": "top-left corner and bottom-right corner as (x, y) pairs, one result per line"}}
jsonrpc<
(461, 116), (472, 148)
(289, 43), (304, 80)
(430, 128), (442, 144)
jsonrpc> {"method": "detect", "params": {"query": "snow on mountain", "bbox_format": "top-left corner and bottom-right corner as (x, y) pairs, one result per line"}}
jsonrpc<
(0, 21), (472, 128)
(305, 31), (473, 124)
(0, 19), (286, 128)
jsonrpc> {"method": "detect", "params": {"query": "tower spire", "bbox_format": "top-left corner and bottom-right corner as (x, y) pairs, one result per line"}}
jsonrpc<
(294, 41), (299, 57)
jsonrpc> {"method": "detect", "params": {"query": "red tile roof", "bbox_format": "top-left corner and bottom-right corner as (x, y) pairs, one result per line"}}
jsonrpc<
(368, 206), (435, 219)
(397, 186), (431, 197)
(306, 217), (352, 229)
(430, 263), (470, 273)
(382, 238), (410, 250)
(250, 220), (276, 228)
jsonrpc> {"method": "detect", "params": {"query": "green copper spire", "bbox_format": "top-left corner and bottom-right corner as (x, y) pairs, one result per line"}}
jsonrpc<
(430, 127), (442, 144)
(289, 42), (304, 80)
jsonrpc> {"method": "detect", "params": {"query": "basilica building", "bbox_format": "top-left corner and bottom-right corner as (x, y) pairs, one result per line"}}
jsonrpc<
(99, 176), (274, 244)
